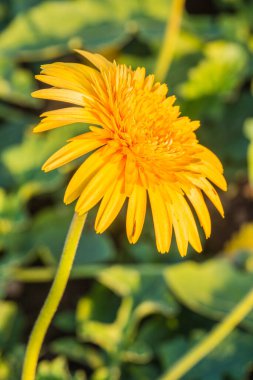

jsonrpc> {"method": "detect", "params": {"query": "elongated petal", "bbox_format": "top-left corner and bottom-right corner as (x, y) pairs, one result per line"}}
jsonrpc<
(199, 146), (224, 173)
(64, 148), (109, 204)
(76, 160), (122, 215)
(40, 62), (99, 90)
(172, 191), (202, 253)
(126, 185), (147, 244)
(148, 187), (172, 253)
(75, 49), (112, 71)
(34, 108), (100, 133)
(190, 176), (224, 217)
(32, 88), (86, 106)
(34, 120), (78, 132)
(41, 107), (94, 120)
(35, 74), (85, 93)
(185, 186), (211, 238)
(95, 178), (126, 233)
(125, 154), (138, 195)
(201, 162), (227, 191)
(43, 139), (105, 172)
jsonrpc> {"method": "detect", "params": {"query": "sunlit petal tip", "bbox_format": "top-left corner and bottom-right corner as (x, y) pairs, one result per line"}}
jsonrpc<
(180, 250), (188, 258)
(127, 233), (139, 245)
(33, 126), (41, 133)
(130, 236), (139, 245)
(216, 175), (227, 192)
(158, 248), (169, 255)
(41, 165), (49, 173)
(31, 90), (39, 98)
(74, 49), (112, 70)
(195, 245), (203, 254)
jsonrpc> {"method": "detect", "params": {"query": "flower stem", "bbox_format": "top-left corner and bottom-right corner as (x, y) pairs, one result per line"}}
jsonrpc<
(13, 264), (165, 282)
(155, 0), (185, 82)
(21, 212), (87, 380)
(160, 286), (253, 380)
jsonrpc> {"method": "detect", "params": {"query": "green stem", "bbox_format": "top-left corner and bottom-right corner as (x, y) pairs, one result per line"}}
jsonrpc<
(13, 264), (166, 283)
(160, 287), (253, 380)
(21, 212), (87, 380)
(155, 0), (185, 82)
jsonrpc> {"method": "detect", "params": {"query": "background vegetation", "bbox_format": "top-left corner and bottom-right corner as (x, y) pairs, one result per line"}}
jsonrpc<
(0, 0), (253, 379)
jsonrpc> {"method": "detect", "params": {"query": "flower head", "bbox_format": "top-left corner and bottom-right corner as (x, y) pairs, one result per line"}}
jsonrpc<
(32, 50), (227, 255)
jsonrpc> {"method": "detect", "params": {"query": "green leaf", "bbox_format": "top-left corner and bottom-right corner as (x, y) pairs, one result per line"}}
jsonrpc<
(30, 208), (115, 265)
(77, 266), (178, 369)
(37, 356), (86, 380)
(122, 340), (152, 364)
(2, 124), (85, 189)
(133, 272), (179, 320)
(179, 41), (248, 99)
(244, 118), (253, 141)
(53, 311), (76, 334)
(76, 296), (131, 353)
(32, 206), (114, 266)
(98, 266), (140, 297)
(244, 118), (253, 185)
(0, 301), (18, 350)
(98, 266), (178, 319)
(0, 188), (28, 261)
(50, 338), (104, 369)
(0, 358), (10, 380)
(0, 58), (39, 107)
(91, 366), (120, 380)
(164, 258), (253, 330)
(76, 285), (120, 325)
(0, 0), (129, 60)
(159, 330), (253, 380)
(121, 363), (159, 380)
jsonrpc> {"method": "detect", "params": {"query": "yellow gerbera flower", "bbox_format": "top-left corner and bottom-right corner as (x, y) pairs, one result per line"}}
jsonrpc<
(32, 50), (226, 255)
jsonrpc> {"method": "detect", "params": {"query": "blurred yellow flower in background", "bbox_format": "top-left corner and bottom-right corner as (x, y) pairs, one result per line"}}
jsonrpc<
(224, 223), (253, 254)
(32, 50), (226, 255)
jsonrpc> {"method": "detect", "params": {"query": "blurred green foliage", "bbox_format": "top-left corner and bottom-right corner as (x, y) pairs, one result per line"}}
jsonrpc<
(0, 0), (253, 379)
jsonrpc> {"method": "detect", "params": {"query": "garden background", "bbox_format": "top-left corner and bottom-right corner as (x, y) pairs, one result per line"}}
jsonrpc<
(1, 0), (253, 379)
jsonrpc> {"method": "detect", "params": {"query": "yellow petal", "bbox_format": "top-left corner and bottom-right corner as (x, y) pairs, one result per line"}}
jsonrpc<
(76, 161), (122, 215)
(133, 67), (146, 89)
(148, 187), (172, 253)
(173, 191), (202, 253)
(185, 186), (211, 238)
(75, 49), (112, 71)
(35, 74), (85, 93)
(125, 154), (138, 195)
(42, 139), (105, 172)
(143, 74), (155, 91)
(191, 177), (224, 217)
(201, 162), (227, 191)
(34, 119), (78, 132)
(34, 110), (100, 134)
(42, 107), (92, 119)
(95, 178), (126, 233)
(199, 146), (223, 173)
(164, 187), (189, 257)
(32, 88), (86, 106)
(126, 184), (147, 244)
(40, 62), (97, 90)
(64, 148), (108, 204)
